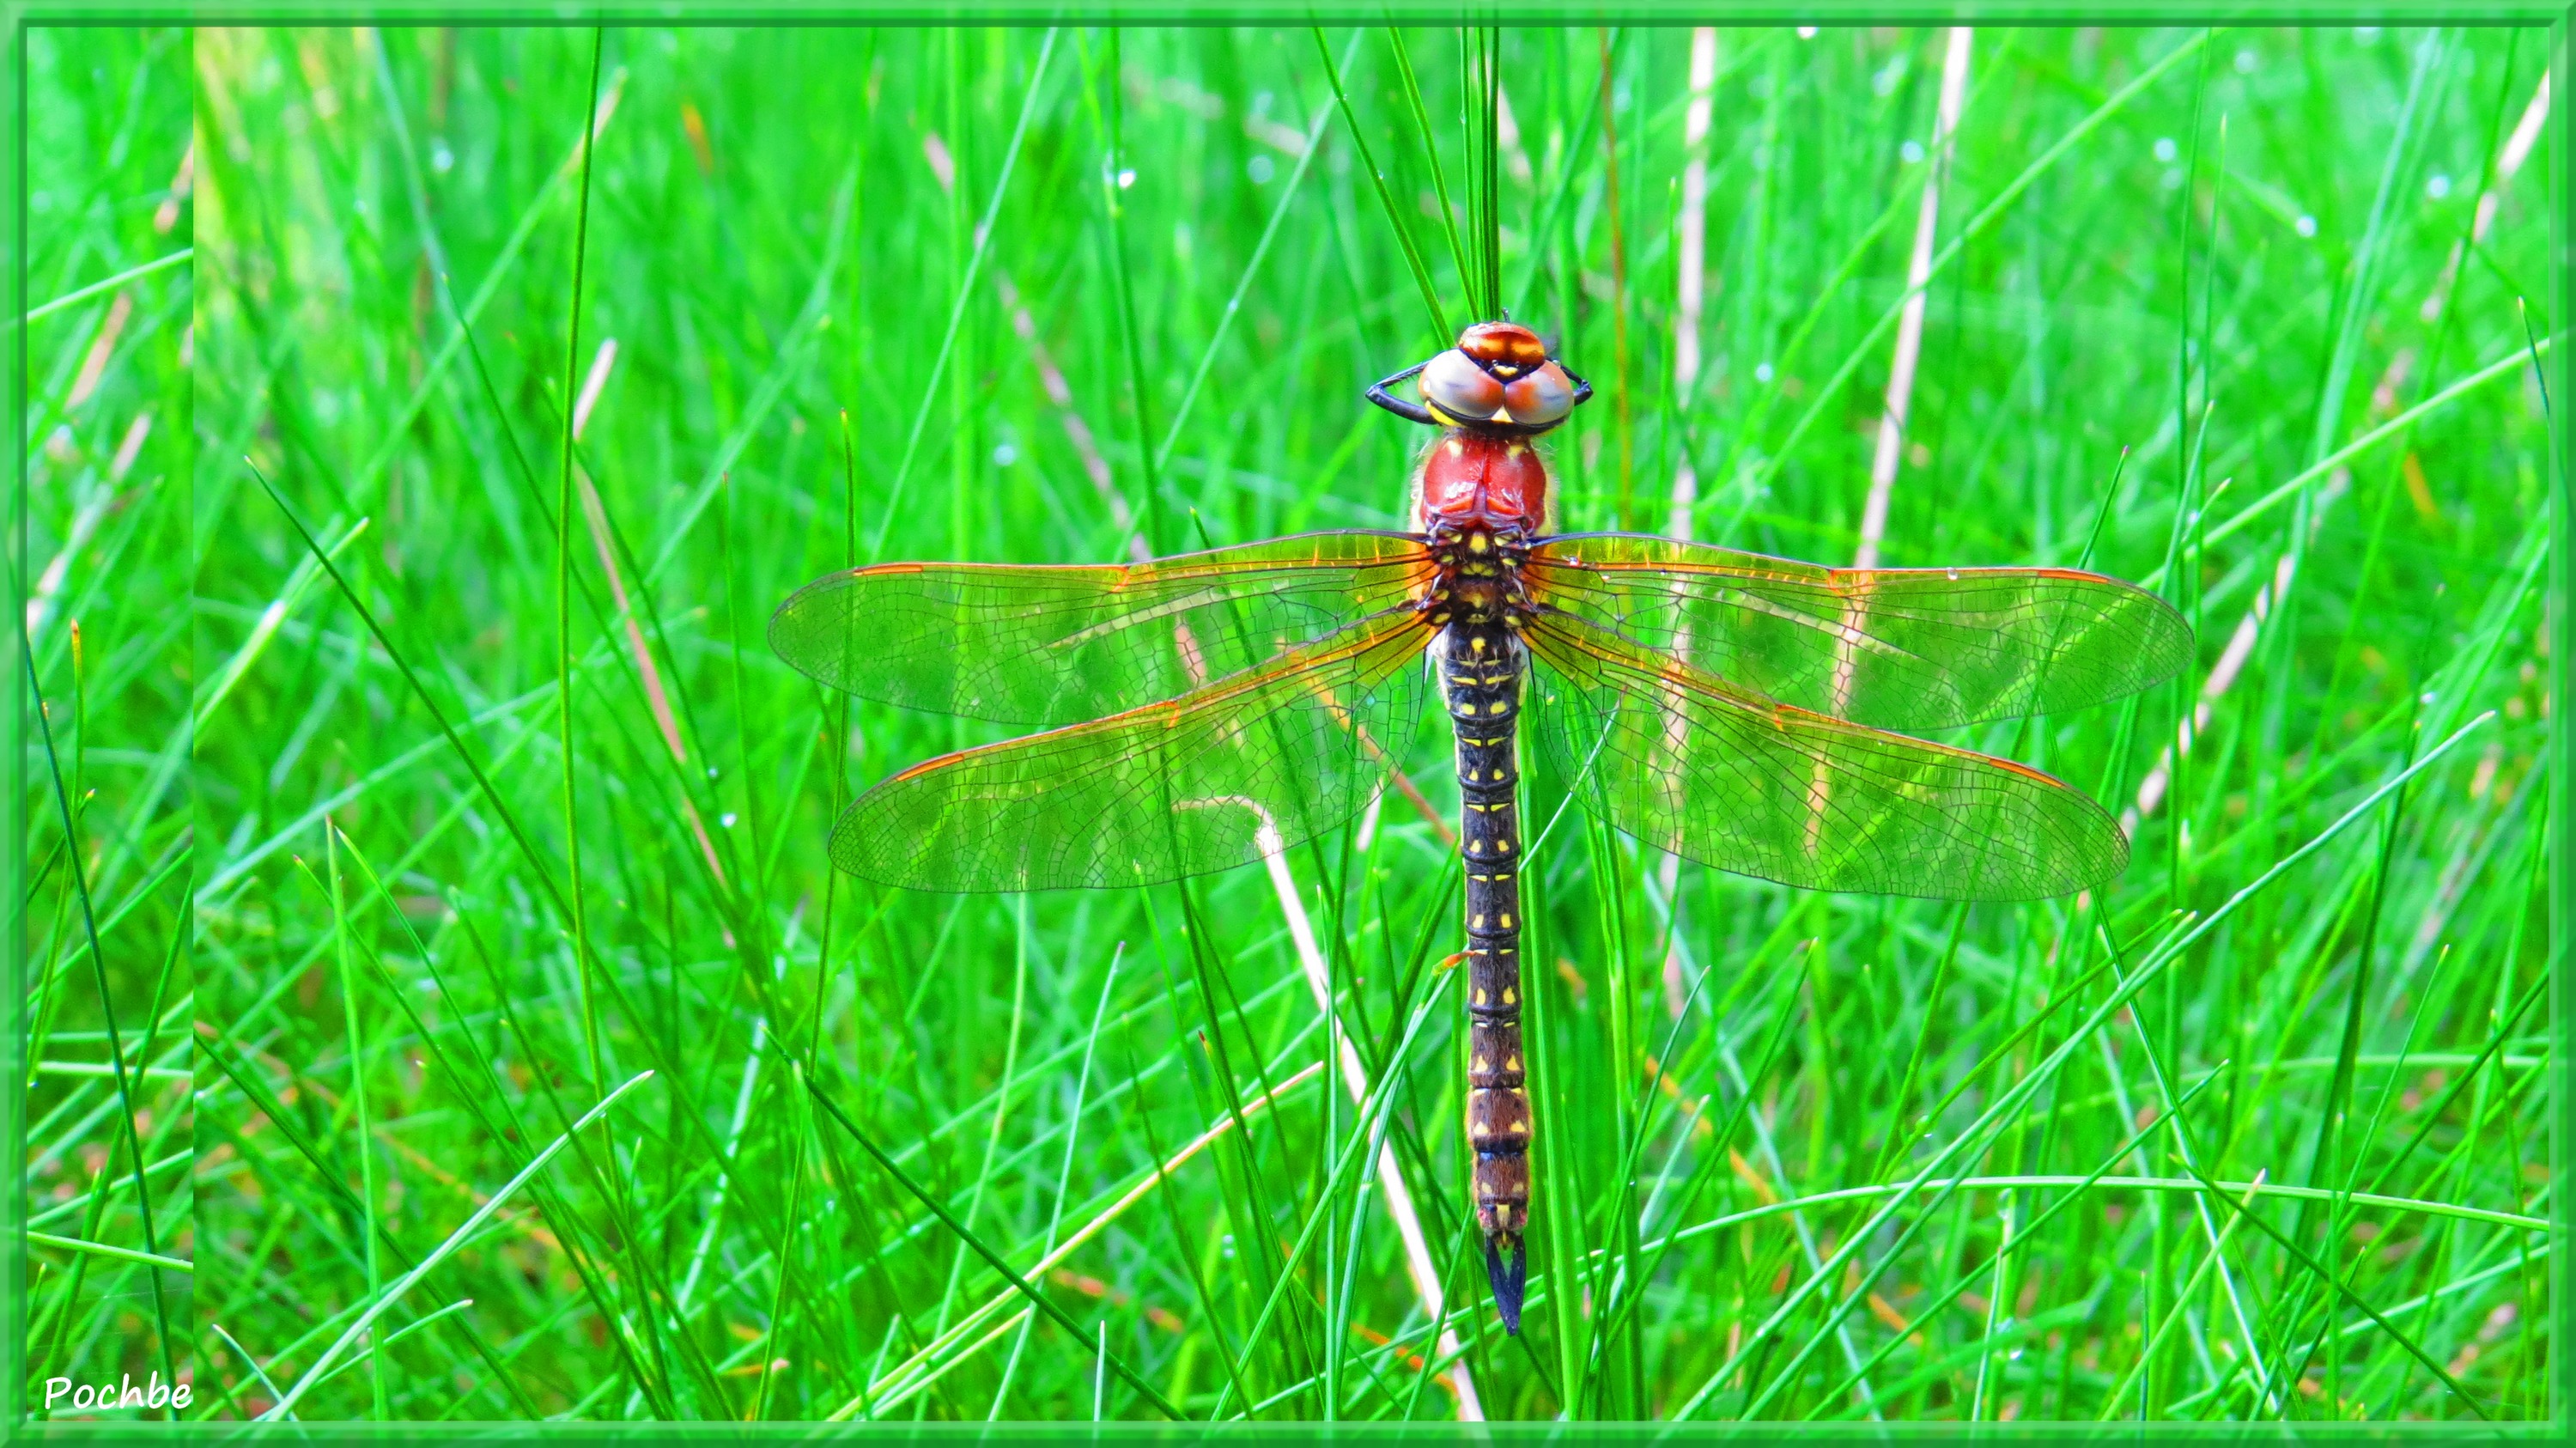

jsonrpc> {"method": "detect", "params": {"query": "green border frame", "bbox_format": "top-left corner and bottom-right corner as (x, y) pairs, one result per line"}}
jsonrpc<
(2, 3), (2563, 1438)
(0, 3), (2567, 19)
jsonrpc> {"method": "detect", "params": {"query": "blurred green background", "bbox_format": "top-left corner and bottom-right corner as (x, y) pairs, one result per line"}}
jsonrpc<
(17, 21), (2555, 1421)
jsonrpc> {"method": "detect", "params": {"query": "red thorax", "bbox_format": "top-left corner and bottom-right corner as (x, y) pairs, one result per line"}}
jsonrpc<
(1413, 430), (1550, 535)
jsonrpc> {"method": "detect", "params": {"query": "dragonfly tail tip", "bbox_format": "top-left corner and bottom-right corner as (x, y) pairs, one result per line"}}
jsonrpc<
(1485, 1234), (1527, 1335)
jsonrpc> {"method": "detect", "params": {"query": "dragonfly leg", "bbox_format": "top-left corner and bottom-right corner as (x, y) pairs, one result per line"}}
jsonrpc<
(1366, 360), (1438, 426)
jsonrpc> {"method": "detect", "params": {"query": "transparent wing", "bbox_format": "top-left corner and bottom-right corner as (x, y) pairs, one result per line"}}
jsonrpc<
(1527, 533), (2190, 730)
(833, 608), (1434, 891)
(771, 532), (1432, 726)
(1525, 610), (2125, 901)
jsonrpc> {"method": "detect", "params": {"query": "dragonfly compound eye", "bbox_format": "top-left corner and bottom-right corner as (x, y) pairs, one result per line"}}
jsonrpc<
(1501, 362), (1577, 427)
(1420, 347), (1505, 423)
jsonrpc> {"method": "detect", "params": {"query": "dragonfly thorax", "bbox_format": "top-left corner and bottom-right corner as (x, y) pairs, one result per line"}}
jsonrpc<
(1420, 521), (1534, 626)
(1414, 430), (1552, 534)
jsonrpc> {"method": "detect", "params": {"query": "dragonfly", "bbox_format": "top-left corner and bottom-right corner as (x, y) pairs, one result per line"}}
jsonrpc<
(771, 319), (2192, 1335)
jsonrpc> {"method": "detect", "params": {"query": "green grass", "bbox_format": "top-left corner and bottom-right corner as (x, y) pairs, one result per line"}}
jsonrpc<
(19, 21), (2555, 1422)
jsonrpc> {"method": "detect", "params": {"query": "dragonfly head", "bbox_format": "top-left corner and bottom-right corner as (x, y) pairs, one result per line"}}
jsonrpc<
(1395, 321), (1590, 435)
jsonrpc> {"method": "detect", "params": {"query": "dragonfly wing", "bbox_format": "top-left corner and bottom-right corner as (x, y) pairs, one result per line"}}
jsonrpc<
(1525, 611), (2125, 901)
(833, 608), (1434, 891)
(1527, 532), (2190, 730)
(771, 531), (1433, 725)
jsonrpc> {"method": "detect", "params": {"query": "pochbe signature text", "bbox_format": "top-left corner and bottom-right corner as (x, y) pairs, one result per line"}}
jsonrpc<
(43, 1369), (191, 1415)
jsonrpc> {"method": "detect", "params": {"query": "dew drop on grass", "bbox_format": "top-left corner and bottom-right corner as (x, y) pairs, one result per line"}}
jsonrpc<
(2153, 137), (2177, 163)
(1900, 139), (1925, 164)
(2427, 173), (2451, 199)
(2235, 48), (2257, 73)
(720, 812), (738, 828)
(2294, 214), (2318, 237)
(1796, 25), (1818, 40)
(1247, 154), (1275, 185)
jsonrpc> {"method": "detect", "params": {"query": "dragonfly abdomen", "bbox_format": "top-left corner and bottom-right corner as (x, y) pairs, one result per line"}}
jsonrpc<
(1437, 618), (1532, 1334)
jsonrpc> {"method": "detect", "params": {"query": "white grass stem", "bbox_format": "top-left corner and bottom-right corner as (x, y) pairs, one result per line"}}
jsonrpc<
(1747, 30), (2214, 511)
(2097, 1173), (2266, 1420)
(1716, 1031), (1883, 1418)
(2169, 334), (2555, 574)
(1667, 26), (1717, 544)
(16, 246), (191, 329)
(2425, 72), (2548, 321)
(361, 67), (629, 504)
(569, 337), (617, 441)
(997, 273), (1148, 563)
(259, 1069), (656, 1420)
(675, 1017), (764, 1315)
(211, 1323), (291, 1420)
(930, 901), (1034, 1345)
(1656, 28), (1722, 1027)
(991, 952), (1121, 1417)
(864, 29), (1058, 562)
(1657, 1171), (2545, 1245)
(27, 1231), (192, 1275)
(1149, 68), (1339, 478)
(2120, 66), (2555, 842)
(834, 1060), (1325, 1419)
(1247, 812), (1485, 1420)
(28, 469), (124, 643)
(192, 517), (368, 730)
(1852, 27), (1971, 573)
(656, 152), (860, 586)
(2128, 345), (2556, 830)
(64, 291), (133, 411)
(204, 680), (557, 903)
(2107, 973), (2278, 1406)
(1677, 708), (2491, 1420)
